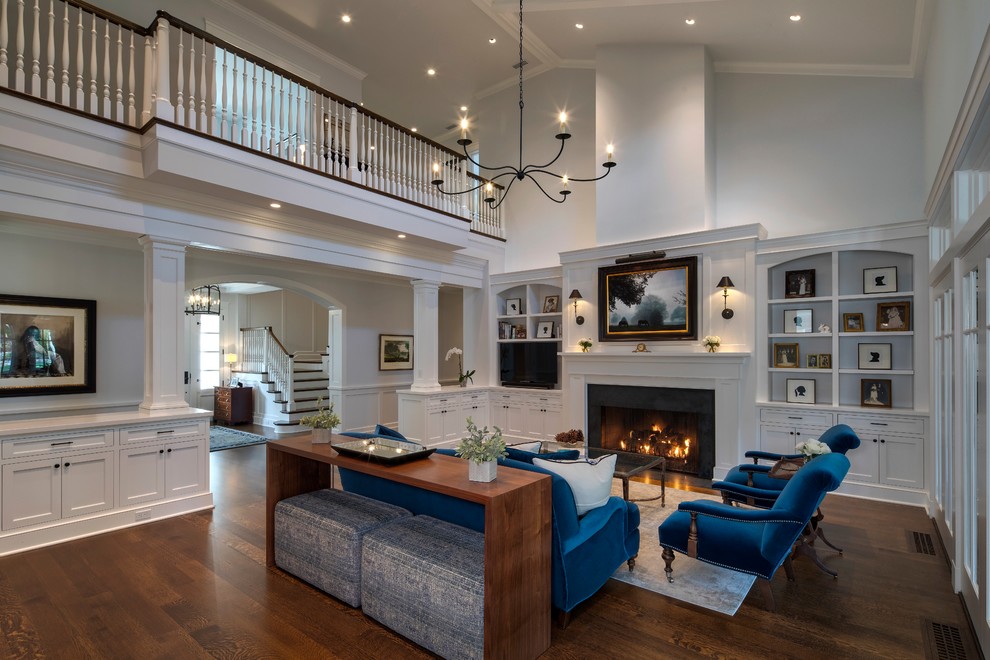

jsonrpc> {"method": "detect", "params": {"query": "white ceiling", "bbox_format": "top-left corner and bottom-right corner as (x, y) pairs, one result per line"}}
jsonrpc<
(227, 0), (925, 140)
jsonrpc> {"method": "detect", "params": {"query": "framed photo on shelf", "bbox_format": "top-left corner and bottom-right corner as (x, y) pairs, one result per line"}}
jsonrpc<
(786, 378), (816, 404)
(505, 298), (522, 316)
(773, 342), (799, 368)
(536, 321), (554, 338)
(0, 293), (97, 397)
(379, 334), (413, 371)
(861, 378), (892, 408)
(842, 312), (865, 332)
(597, 256), (698, 342)
(784, 269), (815, 298)
(858, 343), (892, 369)
(818, 353), (832, 369)
(511, 324), (527, 339)
(542, 295), (559, 314)
(784, 309), (813, 333)
(806, 354), (818, 368)
(876, 301), (910, 331)
(864, 266), (897, 294)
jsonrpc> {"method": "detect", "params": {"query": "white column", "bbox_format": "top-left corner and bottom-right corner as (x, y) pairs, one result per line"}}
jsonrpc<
(152, 17), (172, 120)
(411, 279), (441, 392)
(138, 235), (189, 410)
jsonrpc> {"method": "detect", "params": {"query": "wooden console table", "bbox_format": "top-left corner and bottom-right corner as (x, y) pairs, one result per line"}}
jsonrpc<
(266, 436), (552, 659)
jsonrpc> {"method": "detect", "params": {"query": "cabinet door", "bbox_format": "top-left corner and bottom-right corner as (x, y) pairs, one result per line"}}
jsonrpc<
(492, 395), (528, 440)
(760, 426), (798, 456)
(879, 434), (923, 488)
(462, 394), (489, 429)
(424, 407), (445, 447)
(541, 406), (562, 441)
(2, 457), (60, 530)
(165, 439), (206, 498)
(119, 444), (166, 506)
(61, 451), (114, 519)
(846, 436), (880, 483)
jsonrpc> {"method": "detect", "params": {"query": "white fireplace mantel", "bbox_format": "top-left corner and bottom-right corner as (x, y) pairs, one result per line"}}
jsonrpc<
(562, 351), (752, 480)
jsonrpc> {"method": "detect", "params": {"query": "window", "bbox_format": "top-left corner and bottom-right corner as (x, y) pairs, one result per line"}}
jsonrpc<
(199, 314), (220, 389)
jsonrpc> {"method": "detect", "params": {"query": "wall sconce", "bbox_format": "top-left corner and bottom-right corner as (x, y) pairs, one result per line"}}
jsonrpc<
(717, 276), (735, 319)
(224, 353), (238, 386)
(568, 289), (585, 325)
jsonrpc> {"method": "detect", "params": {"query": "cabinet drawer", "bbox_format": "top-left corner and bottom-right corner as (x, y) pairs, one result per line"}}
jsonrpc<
(120, 421), (207, 445)
(2, 429), (115, 459)
(760, 409), (833, 427)
(837, 414), (925, 436)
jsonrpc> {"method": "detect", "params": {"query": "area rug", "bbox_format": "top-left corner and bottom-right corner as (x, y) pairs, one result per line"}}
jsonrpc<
(609, 481), (757, 616)
(209, 426), (268, 452)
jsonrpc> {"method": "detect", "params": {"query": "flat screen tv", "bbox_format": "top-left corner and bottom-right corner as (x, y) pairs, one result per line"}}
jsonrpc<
(499, 342), (558, 389)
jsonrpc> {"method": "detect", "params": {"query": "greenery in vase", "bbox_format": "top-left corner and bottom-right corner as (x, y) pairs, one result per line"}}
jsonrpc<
(299, 397), (341, 430)
(455, 417), (507, 464)
(578, 338), (593, 352)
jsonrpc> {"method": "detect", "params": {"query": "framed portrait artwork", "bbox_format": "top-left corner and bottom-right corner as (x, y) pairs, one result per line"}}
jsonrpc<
(818, 353), (832, 369)
(784, 309), (813, 333)
(858, 343), (892, 370)
(505, 298), (522, 316)
(807, 354), (818, 368)
(773, 342), (799, 368)
(861, 379), (892, 408)
(786, 379), (816, 404)
(536, 321), (554, 338)
(876, 301), (910, 331)
(863, 266), (897, 295)
(379, 334), (413, 371)
(842, 312), (865, 332)
(542, 295), (560, 314)
(784, 269), (815, 298)
(0, 294), (97, 397)
(597, 256), (698, 342)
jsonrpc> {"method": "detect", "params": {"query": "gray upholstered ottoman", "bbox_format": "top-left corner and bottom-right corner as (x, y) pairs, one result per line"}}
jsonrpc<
(274, 489), (411, 607)
(361, 515), (485, 660)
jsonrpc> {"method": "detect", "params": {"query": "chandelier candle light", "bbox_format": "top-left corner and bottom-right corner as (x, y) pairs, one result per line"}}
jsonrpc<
(446, 347), (475, 387)
(431, 0), (616, 209)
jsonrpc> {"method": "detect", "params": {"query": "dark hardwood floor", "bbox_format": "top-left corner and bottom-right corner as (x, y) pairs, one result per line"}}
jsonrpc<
(0, 438), (977, 659)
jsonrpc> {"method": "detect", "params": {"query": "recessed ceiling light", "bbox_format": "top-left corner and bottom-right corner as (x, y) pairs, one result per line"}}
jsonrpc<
(489, 37), (497, 44)
(575, 23), (584, 29)
(790, 14), (801, 21)
(411, 128), (418, 133)
(269, 202), (281, 209)
(427, 68), (436, 76)
(341, 14), (351, 23)
(460, 105), (468, 112)
(397, 234), (406, 239)
(685, 18), (695, 25)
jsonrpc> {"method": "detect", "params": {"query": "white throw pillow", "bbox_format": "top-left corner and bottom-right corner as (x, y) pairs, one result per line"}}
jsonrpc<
(533, 453), (617, 516)
(508, 441), (543, 453)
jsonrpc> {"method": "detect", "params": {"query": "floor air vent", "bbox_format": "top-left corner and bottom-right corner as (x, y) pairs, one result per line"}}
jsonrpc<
(923, 620), (972, 660)
(913, 531), (937, 556)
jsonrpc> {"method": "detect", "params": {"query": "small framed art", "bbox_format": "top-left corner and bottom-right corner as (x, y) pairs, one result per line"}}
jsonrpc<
(861, 379), (892, 408)
(784, 269), (815, 298)
(773, 343), (799, 368)
(807, 354), (818, 368)
(818, 353), (832, 369)
(842, 312), (865, 332)
(379, 334), (413, 371)
(784, 309), (813, 333)
(536, 321), (554, 338)
(877, 301), (910, 331)
(858, 343), (892, 370)
(864, 267), (897, 295)
(542, 295), (559, 314)
(786, 379), (816, 404)
(505, 298), (522, 316)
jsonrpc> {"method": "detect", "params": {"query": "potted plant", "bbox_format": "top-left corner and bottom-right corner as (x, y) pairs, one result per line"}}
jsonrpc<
(445, 346), (476, 387)
(455, 417), (507, 482)
(299, 397), (341, 444)
(578, 338), (593, 353)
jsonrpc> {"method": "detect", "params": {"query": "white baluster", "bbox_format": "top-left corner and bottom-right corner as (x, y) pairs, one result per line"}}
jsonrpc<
(275, 75), (285, 158)
(101, 19), (111, 118)
(287, 80), (296, 159)
(335, 100), (343, 176)
(230, 54), (239, 143)
(74, 6), (82, 109)
(0, 0), (8, 88)
(295, 82), (303, 163)
(198, 38), (207, 130)
(220, 49), (228, 139)
(114, 25), (123, 121)
(153, 17), (172, 120)
(187, 31), (195, 127)
(280, 76), (288, 159)
(141, 33), (152, 123)
(127, 32), (135, 125)
(14, 0), (23, 92)
(44, 0), (53, 99)
(260, 69), (269, 152)
(307, 93), (316, 168)
(242, 61), (250, 146)
(175, 29), (184, 125)
(30, 0), (38, 96)
(347, 105), (358, 181)
(87, 13), (96, 112)
(210, 46), (219, 135)
(251, 62), (260, 149)
(59, 3), (68, 103)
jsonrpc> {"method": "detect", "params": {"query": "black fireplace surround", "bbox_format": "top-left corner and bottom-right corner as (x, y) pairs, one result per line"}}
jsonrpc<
(587, 384), (715, 478)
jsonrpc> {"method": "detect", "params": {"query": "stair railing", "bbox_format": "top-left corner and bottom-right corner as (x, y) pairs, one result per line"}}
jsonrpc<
(240, 326), (293, 403)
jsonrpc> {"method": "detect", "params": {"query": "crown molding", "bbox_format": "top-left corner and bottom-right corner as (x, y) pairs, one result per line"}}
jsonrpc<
(713, 60), (915, 78)
(491, 0), (720, 9)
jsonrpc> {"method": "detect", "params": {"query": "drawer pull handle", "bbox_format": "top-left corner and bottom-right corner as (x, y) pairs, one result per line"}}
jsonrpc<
(157, 430), (175, 435)
(870, 423), (888, 426)
(167, 448), (172, 453)
(787, 416), (802, 420)
(159, 449), (165, 454)
(50, 441), (74, 446)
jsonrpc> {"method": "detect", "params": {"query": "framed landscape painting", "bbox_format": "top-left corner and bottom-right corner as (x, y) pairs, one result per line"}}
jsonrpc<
(597, 256), (697, 342)
(0, 294), (96, 397)
(379, 334), (413, 371)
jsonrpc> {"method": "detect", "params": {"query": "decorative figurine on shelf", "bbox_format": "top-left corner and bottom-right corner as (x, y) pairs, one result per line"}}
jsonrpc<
(445, 346), (475, 386)
(818, 322), (831, 333)
(578, 338), (593, 353)
(703, 335), (721, 352)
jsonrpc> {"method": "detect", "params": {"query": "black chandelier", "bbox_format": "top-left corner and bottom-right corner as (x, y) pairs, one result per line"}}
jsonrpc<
(185, 284), (221, 316)
(431, 0), (616, 210)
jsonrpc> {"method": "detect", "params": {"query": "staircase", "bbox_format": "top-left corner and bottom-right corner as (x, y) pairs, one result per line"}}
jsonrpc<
(268, 358), (331, 433)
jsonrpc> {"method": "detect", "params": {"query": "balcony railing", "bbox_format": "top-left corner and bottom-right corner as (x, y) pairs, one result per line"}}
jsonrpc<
(0, 0), (504, 239)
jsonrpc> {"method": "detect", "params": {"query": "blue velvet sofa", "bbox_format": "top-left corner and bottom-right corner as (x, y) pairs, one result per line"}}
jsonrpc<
(335, 439), (640, 623)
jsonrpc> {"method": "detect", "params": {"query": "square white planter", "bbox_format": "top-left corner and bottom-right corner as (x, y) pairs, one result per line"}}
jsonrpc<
(311, 428), (333, 444)
(468, 460), (497, 482)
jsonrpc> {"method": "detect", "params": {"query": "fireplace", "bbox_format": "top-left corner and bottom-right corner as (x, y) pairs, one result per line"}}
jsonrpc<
(587, 384), (715, 478)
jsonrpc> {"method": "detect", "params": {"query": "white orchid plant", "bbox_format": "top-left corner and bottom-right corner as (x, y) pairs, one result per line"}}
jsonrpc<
(795, 439), (831, 458)
(445, 346), (475, 385)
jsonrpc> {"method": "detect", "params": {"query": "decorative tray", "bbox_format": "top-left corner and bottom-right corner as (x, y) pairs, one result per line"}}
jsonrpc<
(331, 437), (436, 465)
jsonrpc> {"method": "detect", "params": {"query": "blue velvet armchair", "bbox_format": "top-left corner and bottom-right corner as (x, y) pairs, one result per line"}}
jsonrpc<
(658, 453), (850, 611)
